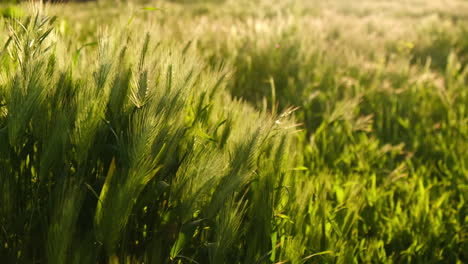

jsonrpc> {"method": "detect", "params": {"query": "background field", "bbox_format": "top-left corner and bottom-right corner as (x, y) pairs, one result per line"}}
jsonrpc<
(0, 0), (467, 263)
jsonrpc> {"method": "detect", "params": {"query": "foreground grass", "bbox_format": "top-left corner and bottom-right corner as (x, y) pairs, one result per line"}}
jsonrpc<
(0, 0), (467, 263)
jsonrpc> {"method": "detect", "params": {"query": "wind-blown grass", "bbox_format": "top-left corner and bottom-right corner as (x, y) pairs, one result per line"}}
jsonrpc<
(0, 0), (467, 263)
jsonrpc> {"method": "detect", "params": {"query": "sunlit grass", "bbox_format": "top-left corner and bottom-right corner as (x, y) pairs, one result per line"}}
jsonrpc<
(0, 0), (467, 263)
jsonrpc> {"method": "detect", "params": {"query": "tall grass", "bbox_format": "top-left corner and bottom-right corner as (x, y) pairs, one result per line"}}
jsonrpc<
(0, 8), (298, 263)
(0, 0), (467, 263)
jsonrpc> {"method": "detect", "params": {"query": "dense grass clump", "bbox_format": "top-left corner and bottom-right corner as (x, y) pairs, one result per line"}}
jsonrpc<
(1, 0), (467, 263)
(0, 9), (298, 263)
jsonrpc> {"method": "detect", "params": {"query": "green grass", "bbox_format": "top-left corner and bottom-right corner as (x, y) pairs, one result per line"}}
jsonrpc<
(0, 0), (467, 263)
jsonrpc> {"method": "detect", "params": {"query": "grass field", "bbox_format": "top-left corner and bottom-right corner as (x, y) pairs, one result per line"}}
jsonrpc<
(0, 0), (467, 263)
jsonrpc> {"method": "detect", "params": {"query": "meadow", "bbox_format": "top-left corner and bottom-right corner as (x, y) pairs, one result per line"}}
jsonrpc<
(0, 0), (467, 263)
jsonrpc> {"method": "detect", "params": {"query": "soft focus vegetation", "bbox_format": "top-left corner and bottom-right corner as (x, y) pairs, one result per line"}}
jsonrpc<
(0, 0), (467, 263)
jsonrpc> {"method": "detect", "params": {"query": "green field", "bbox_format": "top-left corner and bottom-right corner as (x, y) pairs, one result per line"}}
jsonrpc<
(0, 0), (467, 263)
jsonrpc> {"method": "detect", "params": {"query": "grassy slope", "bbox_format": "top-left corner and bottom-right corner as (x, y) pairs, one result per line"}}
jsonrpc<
(0, 0), (467, 263)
